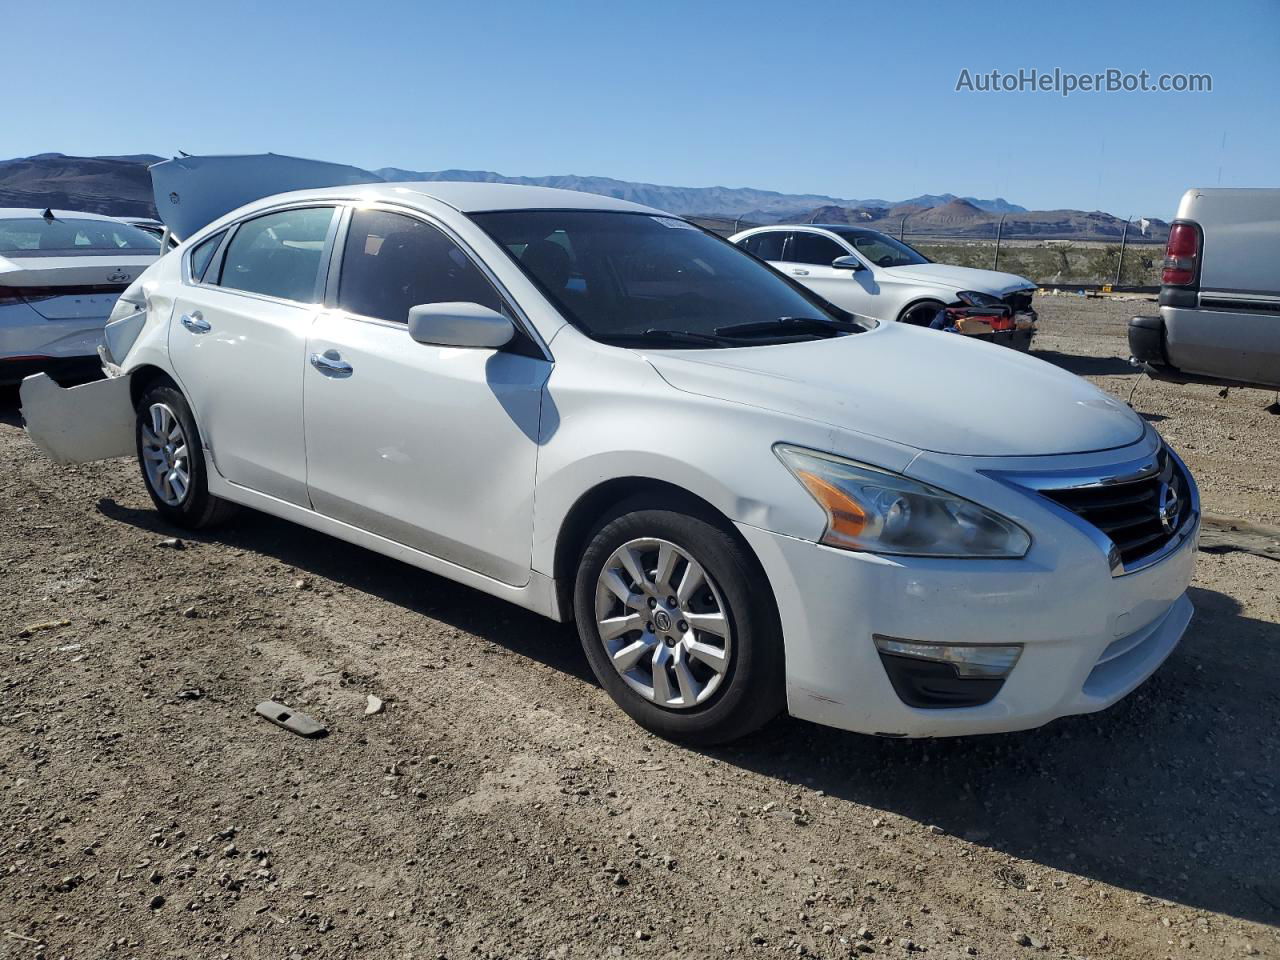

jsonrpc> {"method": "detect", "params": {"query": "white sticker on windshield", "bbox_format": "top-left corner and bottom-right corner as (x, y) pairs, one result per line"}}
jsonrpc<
(651, 216), (699, 230)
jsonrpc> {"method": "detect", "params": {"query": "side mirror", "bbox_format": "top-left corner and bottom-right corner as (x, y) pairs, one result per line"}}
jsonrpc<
(832, 256), (865, 272)
(407, 302), (515, 349)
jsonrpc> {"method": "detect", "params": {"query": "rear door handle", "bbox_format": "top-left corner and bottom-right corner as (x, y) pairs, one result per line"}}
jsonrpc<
(180, 311), (211, 333)
(792, 268), (810, 276)
(310, 350), (353, 376)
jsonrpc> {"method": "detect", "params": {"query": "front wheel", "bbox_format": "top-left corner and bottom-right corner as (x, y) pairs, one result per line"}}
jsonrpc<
(573, 503), (784, 744)
(135, 382), (237, 529)
(900, 299), (946, 327)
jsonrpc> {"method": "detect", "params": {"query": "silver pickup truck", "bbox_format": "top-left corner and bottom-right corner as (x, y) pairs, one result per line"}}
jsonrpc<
(1130, 188), (1280, 393)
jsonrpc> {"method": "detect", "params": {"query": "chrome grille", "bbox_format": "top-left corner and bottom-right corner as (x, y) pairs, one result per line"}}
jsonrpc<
(1040, 448), (1192, 569)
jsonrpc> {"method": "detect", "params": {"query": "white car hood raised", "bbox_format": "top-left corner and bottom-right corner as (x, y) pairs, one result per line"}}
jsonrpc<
(645, 323), (1144, 457)
(881, 262), (1033, 295)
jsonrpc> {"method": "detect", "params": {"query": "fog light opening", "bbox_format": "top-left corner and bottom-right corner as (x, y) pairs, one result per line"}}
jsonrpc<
(873, 635), (1023, 709)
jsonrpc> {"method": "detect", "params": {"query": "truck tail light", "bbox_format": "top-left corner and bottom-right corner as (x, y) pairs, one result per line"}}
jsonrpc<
(1162, 221), (1202, 286)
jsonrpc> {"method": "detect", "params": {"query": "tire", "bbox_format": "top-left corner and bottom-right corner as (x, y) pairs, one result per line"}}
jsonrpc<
(573, 498), (784, 744)
(135, 382), (238, 529)
(900, 299), (946, 327)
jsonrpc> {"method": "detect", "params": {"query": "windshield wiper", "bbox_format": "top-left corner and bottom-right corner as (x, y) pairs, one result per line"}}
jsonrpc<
(713, 316), (854, 339)
(595, 328), (735, 348)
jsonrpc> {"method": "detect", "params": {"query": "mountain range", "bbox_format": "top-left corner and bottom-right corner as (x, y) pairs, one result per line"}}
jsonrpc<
(373, 166), (1027, 219)
(0, 153), (1163, 241)
(782, 198), (1167, 242)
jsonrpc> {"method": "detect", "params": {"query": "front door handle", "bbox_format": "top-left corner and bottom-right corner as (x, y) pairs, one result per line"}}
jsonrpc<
(792, 268), (810, 276)
(310, 350), (353, 377)
(180, 311), (211, 333)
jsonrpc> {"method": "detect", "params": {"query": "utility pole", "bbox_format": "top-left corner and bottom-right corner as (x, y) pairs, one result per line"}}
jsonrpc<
(993, 214), (1007, 271)
(1114, 216), (1131, 287)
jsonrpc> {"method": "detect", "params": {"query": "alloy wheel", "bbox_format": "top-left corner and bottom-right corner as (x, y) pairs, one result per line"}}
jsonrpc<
(140, 402), (191, 507)
(593, 537), (732, 709)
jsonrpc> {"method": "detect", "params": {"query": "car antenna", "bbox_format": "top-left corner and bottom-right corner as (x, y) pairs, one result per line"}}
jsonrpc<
(42, 207), (56, 222)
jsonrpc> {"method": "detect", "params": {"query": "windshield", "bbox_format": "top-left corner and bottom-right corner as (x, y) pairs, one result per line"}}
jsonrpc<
(0, 217), (163, 256)
(833, 229), (930, 268)
(472, 210), (863, 346)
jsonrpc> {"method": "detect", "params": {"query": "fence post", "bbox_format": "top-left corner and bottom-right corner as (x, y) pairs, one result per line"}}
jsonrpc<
(1114, 216), (1131, 287)
(993, 214), (1006, 271)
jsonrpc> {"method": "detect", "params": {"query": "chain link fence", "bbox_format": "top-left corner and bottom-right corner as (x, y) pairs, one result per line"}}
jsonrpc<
(691, 217), (1165, 289)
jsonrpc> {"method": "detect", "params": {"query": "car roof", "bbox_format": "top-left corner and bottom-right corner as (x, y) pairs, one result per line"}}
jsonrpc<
(237, 181), (668, 217)
(754, 224), (880, 235)
(0, 208), (131, 222)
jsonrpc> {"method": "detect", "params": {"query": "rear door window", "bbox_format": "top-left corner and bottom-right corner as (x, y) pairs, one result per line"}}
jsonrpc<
(788, 232), (847, 266)
(217, 207), (335, 303)
(336, 208), (503, 324)
(740, 231), (787, 261)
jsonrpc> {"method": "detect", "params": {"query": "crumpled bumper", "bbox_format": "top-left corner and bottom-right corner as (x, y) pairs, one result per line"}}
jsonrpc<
(18, 371), (135, 465)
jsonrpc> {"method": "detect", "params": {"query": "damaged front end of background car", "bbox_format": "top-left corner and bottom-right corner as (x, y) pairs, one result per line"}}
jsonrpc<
(928, 289), (1038, 351)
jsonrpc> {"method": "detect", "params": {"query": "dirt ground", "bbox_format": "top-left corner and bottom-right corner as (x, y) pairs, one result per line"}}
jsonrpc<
(2, 297), (1277, 960)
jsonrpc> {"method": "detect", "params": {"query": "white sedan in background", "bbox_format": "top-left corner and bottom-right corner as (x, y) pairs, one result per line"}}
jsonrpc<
(21, 177), (1197, 744)
(730, 224), (1038, 332)
(1, 209), (161, 384)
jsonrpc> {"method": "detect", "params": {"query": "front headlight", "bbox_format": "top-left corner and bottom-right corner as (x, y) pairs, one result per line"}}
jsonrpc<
(955, 290), (1003, 307)
(775, 445), (1031, 558)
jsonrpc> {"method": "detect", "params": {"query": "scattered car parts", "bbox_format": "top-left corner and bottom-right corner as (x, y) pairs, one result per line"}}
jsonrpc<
(254, 700), (327, 738)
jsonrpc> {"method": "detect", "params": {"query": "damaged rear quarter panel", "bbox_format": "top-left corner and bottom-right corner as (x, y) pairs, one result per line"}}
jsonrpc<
(19, 270), (178, 466)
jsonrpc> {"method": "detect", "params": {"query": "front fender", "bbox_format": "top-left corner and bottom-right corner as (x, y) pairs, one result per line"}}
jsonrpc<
(526, 342), (916, 577)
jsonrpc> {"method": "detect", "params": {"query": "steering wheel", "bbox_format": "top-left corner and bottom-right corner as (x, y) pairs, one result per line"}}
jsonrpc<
(876, 255), (895, 268)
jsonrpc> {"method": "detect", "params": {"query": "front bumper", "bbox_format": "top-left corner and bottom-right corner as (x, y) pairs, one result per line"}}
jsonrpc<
(737, 502), (1198, 738)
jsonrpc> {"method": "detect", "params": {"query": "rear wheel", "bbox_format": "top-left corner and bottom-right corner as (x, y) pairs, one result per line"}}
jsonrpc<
(135, 382), (237, 529)
(573, 501), (784, 744)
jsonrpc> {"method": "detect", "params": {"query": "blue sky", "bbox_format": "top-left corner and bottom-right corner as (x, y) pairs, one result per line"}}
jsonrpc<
(5, 0), (1277, 217)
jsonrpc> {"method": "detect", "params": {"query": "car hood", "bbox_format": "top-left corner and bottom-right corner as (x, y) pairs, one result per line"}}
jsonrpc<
(644, 323), (1145, 457)
(881, 262), (1033, 295)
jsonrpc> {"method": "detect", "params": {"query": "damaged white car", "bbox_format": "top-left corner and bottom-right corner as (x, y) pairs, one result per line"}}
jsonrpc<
(730, 225), (1039, 350)
(20, 158), (1199, 744)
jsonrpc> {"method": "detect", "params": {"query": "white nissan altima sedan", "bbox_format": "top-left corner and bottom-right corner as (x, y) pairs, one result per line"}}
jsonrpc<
(20, 180), (1200, 744)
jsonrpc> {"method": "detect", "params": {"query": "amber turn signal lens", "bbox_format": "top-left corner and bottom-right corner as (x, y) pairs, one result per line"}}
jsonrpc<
(794, 469), (867, 540)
